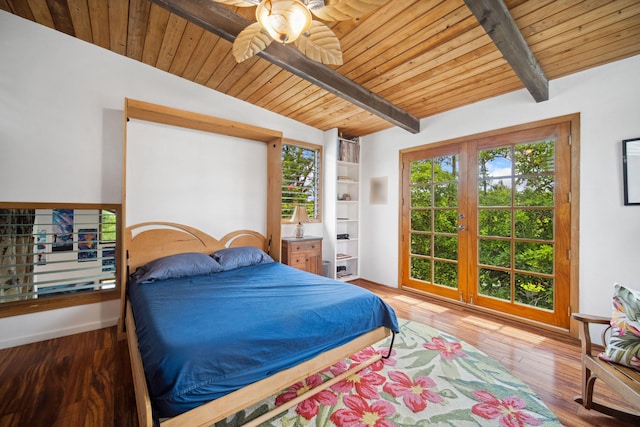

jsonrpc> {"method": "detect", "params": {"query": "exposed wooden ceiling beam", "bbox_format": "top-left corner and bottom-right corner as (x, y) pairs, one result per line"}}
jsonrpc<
(464, 0), (548, 102)
(151, 0), (421, 134)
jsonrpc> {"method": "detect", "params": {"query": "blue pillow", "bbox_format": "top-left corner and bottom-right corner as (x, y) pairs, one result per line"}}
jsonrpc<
(130, 252), (223, 284)
(211, 246), (274, 271)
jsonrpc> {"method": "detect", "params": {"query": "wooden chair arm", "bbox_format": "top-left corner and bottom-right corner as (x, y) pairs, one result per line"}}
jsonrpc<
(572, 313), (612, 356)
(572, 313), (611, 325)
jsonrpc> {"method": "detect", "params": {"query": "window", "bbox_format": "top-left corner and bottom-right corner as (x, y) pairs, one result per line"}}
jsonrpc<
(281, 140), (322, 222)
(0, 203), (121, 317)
(100, 210), (117, 242)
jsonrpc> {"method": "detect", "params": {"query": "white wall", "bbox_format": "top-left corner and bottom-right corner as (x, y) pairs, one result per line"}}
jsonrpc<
(0, 11), (324, 348)
(360, 54), (640, 320)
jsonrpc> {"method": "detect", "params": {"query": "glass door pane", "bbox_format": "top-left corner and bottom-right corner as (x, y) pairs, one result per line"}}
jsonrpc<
(404, 148), (463, 299)
(476, 139), (556, 311)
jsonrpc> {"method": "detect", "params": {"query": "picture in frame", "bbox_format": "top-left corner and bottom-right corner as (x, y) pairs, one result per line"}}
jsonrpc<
(623, 137), (640, 205)
(52, 209), (74, 252)
(78, 228), (98, 261)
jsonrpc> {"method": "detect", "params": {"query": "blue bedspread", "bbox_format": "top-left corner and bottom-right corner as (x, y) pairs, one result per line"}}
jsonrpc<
(128, 261), (399, 418)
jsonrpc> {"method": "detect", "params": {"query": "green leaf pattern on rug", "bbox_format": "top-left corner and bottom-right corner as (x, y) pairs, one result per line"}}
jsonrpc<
(215, 319), (562, 427)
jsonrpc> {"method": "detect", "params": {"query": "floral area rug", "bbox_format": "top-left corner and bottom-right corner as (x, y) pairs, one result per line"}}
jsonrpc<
(215, 319), (562, 427)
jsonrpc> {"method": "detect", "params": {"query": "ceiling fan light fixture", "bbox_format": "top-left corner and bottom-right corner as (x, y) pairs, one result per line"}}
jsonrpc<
(256, 0), (312, 44)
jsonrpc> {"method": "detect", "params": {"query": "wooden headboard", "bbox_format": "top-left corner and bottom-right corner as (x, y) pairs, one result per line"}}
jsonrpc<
(126, 222), (267, 272)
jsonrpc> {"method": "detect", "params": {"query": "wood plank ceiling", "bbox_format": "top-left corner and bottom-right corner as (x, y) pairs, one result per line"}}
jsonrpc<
(2, 0), (640, 137)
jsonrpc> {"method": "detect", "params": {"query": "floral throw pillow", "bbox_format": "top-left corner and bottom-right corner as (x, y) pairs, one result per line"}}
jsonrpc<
(599, 283), (640, 370)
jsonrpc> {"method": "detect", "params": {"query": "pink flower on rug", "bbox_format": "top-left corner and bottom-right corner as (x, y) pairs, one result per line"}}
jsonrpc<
(330, 361), (386, 399)
(423, 336), (467, 360)
(383, 371), (444, 412)
(471, 390), (543, 427)
(330, 394), (396, 427)
(351, 346), (397, 371)
(274, 373), (338, 420)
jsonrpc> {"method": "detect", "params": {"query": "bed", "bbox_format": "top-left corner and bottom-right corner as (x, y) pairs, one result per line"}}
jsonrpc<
(124, 222), (399, 427)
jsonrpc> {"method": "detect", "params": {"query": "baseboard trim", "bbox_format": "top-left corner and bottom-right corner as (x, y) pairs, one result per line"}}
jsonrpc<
(0, 318), (119, 350)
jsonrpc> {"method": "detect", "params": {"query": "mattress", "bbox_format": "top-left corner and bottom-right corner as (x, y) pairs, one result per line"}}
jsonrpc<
(127, 261), (399, 417)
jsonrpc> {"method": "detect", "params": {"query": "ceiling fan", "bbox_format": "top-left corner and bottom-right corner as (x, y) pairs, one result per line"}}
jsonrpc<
(213, 0), (389, 65)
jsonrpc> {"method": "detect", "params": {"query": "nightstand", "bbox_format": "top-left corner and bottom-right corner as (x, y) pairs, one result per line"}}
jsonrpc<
(281, 236), (323, 275)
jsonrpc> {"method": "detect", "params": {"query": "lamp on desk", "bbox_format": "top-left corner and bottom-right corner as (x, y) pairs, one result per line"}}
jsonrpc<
(290, 205), (310, 238)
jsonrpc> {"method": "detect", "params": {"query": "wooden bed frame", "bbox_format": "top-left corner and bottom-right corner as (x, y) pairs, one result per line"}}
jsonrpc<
(123, 222), (391, 427)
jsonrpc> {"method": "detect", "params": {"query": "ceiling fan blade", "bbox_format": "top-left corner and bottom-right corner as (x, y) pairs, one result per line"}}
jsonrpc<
(233, 22), (273, 62)
(309, 0), (389, 21)
(295, 21), (343, 65)
(212, 0), (259, 6)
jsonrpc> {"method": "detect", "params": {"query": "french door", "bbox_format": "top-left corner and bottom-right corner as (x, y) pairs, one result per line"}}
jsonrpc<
(400, 121), (572, 328)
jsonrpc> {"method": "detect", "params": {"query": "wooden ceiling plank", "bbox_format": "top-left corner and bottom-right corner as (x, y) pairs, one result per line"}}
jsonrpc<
(364, 26), (492, 95)
(292, 95), (347, 126)
(339, 109), (390, 136)
(108, 0), (129, 55)
(155, 14), (188, 71)
(357, 19), (487, 89)
(192, 37), (227, 85)
(228, 61), (278, 98)
(298, 97), (367, 129)
(215, 57), (261, 94)
(181, 30), (219, 80)
(247, 69), (301, 106)
(27, 0), (54, 29)
(504, 0), (557, 21)
(141, 3), (171, 66)
(527, 2), (640, 52)
(87, 0), (110, 49)
(538, 22), (640, 77)
(67, 0), (92, 43)
(234, 64), (284, 100)
(404, 58), (515, 101)
(150, 0), (420, 134)
(264, 79), (323, 112)
(423, 76), (524, 114)
(125, 0), (151, 60)
(546, 37), (640, 80)
(168, 22), (205, 75)
(335, 0), (419, 50)
(517, 0), (602, 38)
(464, 0), (548, 102)
(0, 0), (11, 13)
(276, 85), (330, 118)
(342, 2), (469, 79)
(205, 48), (246, 91)
(381, 48), (509, 105)
(46, 0), (75, 35)
(406, 64), (518, 113)
(536, 19), (640, 64)
(6, 0), (35, 21)
(411, 74), (523, 117)
(334, 0), (421, 66)
(280, 89), (331, 119)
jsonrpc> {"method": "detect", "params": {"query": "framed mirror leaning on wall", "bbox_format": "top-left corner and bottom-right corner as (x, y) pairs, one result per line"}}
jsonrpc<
(0, 202), (121, 317)
(623, 138), (640, 205)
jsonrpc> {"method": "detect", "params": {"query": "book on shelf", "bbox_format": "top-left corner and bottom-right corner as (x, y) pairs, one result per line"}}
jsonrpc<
(338, 138), (360, 163)
(336, 253), (352, 260)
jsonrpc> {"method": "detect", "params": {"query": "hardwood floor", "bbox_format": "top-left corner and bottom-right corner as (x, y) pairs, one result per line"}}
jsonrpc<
(0, 280), (637, 427)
